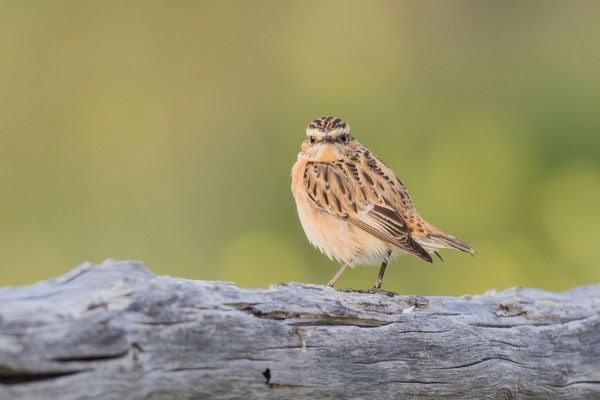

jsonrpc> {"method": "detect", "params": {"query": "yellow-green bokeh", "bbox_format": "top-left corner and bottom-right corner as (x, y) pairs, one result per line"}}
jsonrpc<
(1, 1), (599, 295)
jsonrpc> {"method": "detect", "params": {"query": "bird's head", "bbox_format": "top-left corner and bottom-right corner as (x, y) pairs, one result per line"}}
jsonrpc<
(302, 117), (357, 160)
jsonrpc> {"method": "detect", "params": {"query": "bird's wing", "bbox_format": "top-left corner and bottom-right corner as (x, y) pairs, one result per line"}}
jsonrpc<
(302, 161), (432, 262)
(362, 148), (477, 256)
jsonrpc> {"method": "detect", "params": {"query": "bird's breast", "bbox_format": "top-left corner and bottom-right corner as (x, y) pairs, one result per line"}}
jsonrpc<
(292, 157), (391, 265)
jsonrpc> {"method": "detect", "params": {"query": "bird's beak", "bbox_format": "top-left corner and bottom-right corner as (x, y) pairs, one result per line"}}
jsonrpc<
(323, 135), (334, 143)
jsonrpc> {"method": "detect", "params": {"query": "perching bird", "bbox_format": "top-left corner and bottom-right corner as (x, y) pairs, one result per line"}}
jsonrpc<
(291, 116), (474, 292)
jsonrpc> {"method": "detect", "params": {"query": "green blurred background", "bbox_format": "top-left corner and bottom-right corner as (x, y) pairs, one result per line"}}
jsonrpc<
(1, 1), (599, 295)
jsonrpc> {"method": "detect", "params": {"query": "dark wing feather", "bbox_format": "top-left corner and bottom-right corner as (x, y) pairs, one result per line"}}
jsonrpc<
(303, 161), (432, 262)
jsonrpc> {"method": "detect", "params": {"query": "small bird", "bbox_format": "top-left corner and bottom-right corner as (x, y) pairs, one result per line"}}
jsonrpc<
(291, 117), (474, 292)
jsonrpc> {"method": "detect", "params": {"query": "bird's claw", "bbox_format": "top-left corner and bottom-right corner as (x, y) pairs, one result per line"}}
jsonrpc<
(339, 287), (397, 297)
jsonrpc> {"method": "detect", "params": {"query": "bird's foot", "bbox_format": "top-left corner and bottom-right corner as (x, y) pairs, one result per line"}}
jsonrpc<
(339, 287), (397, 297)
(365, 287), (397, 297)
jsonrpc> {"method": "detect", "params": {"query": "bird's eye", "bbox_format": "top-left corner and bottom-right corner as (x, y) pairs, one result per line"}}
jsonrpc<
(341, 134), (349, 144)
(309, 136), (315, 144)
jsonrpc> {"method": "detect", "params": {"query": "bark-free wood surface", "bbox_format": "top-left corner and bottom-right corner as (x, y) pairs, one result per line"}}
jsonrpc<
(1, 260), (598, 399)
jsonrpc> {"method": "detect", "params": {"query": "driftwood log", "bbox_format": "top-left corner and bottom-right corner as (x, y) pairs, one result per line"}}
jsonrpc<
(0, 260), (599, 400)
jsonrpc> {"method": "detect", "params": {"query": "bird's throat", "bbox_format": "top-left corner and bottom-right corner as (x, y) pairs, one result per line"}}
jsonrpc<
(308, 144), (342, 163)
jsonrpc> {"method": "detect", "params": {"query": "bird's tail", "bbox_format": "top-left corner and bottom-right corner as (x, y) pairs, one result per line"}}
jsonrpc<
(428, 232), (475, 255)
(416, 222), (476, 255)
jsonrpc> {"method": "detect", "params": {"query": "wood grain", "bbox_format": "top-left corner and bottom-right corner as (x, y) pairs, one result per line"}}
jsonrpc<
(0, 260), (598, 399)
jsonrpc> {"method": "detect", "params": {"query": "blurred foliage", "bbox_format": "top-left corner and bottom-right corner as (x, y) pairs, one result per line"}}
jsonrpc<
(1, 1), (599, 295)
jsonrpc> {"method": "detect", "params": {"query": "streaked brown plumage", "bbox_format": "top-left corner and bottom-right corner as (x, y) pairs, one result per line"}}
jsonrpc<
(291, 116), (474, 290)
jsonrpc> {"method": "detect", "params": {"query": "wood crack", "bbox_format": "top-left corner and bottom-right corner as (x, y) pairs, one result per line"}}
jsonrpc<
(0, 369), (87, 385)
(438, 357), (535, 370)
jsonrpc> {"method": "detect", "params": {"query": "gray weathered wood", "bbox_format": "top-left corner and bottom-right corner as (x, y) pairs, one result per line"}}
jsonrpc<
(0, 259), (599, 399)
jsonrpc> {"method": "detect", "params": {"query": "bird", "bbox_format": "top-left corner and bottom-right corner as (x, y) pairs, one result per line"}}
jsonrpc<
(291, 116), (474, 292)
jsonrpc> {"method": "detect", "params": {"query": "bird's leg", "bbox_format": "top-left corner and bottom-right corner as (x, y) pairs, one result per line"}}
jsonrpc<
(357, 253), (396, 296)
(373, 262), (388, 289)
(372, 251), (392, 290)
(373, 262), (387, 290)
(327, 261), (350, 287)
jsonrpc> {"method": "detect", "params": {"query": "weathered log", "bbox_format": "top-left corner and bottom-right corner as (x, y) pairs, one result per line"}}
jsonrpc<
(0, 259), (599, 399)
